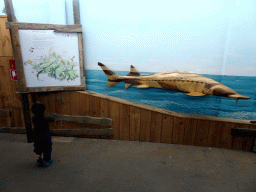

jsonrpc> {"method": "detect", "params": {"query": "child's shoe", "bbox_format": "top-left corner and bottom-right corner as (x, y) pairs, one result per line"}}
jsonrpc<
(44, 160), (53, 167)
(36, 158), (45, 167)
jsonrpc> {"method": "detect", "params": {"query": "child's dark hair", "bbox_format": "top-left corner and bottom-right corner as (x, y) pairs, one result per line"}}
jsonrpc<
(31, 101), (46, 115)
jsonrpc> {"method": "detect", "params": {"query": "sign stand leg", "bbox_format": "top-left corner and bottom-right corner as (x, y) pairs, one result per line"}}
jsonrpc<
(4, 0), (33, 143)
(20, 93), (33, 143)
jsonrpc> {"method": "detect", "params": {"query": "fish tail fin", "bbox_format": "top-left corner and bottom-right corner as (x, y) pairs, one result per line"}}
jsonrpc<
(126, 65), (140, 76)
(98, 62), (121, 87)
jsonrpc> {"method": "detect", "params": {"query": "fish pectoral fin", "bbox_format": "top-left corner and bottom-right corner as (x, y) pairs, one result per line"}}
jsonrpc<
(134, 84), (150, 88)
(125, 83), (132, 89)
(186, 92), (206, 96)
(106, 81), (119, 87)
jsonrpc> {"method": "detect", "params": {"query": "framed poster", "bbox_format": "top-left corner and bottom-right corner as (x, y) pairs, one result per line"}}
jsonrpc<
(6, 22), (86, 92)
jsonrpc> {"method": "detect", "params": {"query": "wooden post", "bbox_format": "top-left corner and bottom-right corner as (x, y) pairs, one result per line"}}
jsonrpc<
(73, 0), (81, 24)
(4, 0), (33, 143)
(3, 0), (17, 22)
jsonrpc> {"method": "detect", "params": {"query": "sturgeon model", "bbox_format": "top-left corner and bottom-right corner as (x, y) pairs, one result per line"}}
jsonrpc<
(98, 62), (250, 103)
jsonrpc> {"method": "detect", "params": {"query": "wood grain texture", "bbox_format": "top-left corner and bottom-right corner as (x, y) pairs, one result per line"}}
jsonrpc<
(3, 0), (17, 22)
(61, 92), (73, 129)
(78, 91), (252, 125)
(161, 114), (174, 144)
(0, 97), (4, 109)
(250, 124), (256, 146)
(243, 137), (254, 152)
(10, 107), (24, 127)
(172, 117), (186, 144)
(194, 119), (210, 146)
(73, 0), (81, 24)
(25, 86), (86, 93)
(6, 22), (82, 31)
(100, 97), (110, 118)
(140, 109), (151, 142)
(0, 116), (7, 127)
(53, 92), (63, 129)
(0, 109), (10, 118)
(230, 123), (255, 151)
(45, 93), (56, 130)
(78, 33), (85, 89)
(207, 121), (223, 148)
(232, 136), (245, 151)
(70, 92), (84, 129)
(240, 124), (255, 151)
(0, 17), (13, 56)
(129, 106), (140, 141)
(150, 112), (163, 143)
(44, 112), (112, 126)
(10, 24), (27, 92)
(99, 97), (111, 139)
(219, 122), (236, 149)
(109, 100), (120, 139)
(183, 118), (198, 145)
(89, 95), (101, 130)
(119, 104), (130, 140)
(0, 57), (12, 107)
(51, 128), (113, 136)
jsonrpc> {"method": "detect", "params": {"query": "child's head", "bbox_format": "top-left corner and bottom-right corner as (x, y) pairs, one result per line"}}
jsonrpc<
(31, 101), (46, 115)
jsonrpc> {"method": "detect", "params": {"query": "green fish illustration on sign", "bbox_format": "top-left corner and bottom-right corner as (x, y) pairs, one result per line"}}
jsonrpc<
(26, 47), (79, 81)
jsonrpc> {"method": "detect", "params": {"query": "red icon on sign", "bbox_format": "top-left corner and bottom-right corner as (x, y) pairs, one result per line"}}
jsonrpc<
(9, 60), (17, 81)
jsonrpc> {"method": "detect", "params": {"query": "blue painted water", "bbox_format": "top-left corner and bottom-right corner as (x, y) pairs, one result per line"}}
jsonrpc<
(85, 70), (256, 120)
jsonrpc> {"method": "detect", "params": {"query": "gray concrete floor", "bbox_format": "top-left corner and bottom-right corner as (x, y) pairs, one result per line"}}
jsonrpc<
(1, 133), (256, 192)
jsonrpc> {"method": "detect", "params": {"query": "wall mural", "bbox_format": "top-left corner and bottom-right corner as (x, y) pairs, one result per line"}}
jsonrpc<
(82, 1), (256, 121)
(85, 64), (255, 121)
(6, 0), (256, 120)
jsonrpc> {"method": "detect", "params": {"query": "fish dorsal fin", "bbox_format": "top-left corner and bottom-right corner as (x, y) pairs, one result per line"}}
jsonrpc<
(134, 84), (150, 88)
(186, 92), (206, 96)
(127, 65), (140, 76)
(125, 83), (132, 89)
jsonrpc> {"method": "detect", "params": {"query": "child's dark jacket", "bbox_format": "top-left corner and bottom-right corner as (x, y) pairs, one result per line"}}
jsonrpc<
(32, 115), (55, 137)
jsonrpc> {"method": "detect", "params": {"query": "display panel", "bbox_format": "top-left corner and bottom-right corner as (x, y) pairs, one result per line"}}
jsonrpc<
(19, 29), (81, 87)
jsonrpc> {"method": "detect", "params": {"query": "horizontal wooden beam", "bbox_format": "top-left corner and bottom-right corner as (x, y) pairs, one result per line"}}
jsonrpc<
(16, 86), (86, 93)
(0, 109), (11, 117)
(45, 112), (112, 126)
(0, 127), (113, 136)
(0, 127), (26, 133)
(50, 128), (113, 136)
(231, 128), (256, 137)
(6, 22), (82, 32)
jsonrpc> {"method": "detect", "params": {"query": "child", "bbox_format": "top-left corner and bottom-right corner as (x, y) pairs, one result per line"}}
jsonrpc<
(31, 101), (55, 167)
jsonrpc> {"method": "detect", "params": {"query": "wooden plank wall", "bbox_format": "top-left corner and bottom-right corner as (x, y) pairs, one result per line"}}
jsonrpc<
(0, 15), (25, 127)
(30, 89), (255, 152)
(69, 91), (254, 152)
(1, 15), (256, 152)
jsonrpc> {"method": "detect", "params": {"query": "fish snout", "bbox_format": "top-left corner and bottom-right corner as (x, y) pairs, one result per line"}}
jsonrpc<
(212, 86), (250, 102)
(228, 94), (250, 100)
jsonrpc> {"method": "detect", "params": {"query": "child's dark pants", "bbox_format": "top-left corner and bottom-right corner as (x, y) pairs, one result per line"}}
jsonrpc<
(33, 132), (52, 162)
